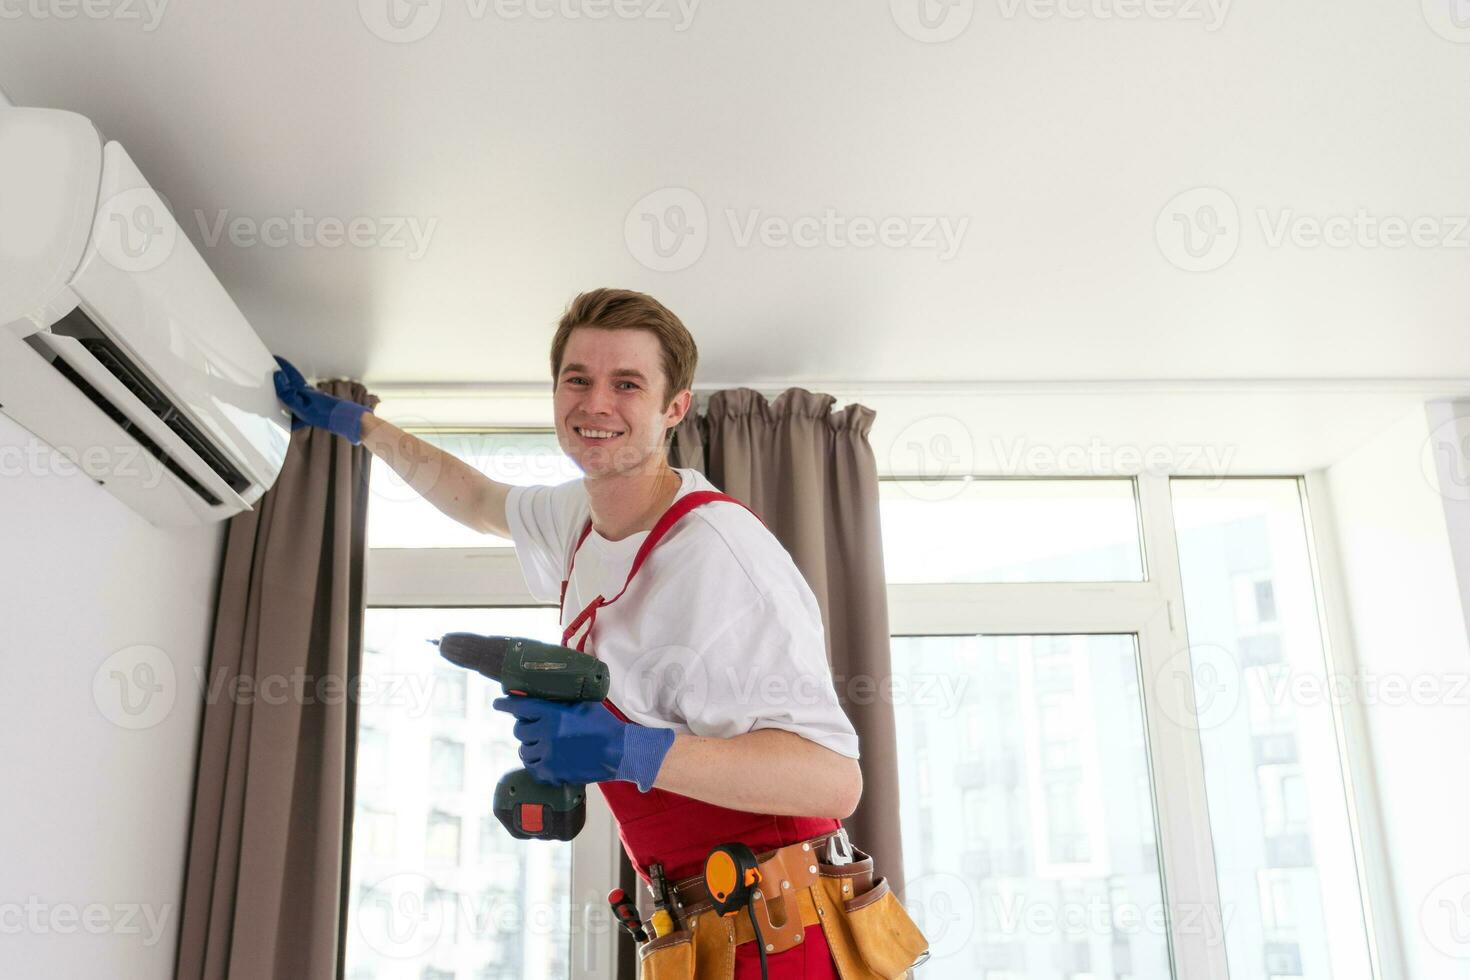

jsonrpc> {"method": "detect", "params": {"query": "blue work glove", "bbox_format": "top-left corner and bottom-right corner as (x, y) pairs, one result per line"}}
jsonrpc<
(492, 696), (676, 793)
(272, 355), (371, 444)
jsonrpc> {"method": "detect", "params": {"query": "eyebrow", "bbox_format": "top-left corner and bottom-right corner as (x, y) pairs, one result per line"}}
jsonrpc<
(559, 363), (650, 383)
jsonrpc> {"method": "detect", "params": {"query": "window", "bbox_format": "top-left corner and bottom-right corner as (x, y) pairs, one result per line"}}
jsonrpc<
(879, 479), (1145, 583)
(885, 475), (1379, 980)
(343, 602), (573, 978)
(367, 431), (579, 549)
(892, 634), (1167, 978)
(1173, 479), (1372, 978)
(349, 428), (1384, 980)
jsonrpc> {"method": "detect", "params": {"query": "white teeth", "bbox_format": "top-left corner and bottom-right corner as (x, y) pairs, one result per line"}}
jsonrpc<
(578, 427), (621, 439)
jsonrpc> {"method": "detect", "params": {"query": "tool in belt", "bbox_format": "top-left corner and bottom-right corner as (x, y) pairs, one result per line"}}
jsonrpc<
(624, 828), (930, 979)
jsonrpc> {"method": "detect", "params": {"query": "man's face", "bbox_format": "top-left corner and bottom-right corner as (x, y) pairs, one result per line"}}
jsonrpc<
(553, 326), (690, 478)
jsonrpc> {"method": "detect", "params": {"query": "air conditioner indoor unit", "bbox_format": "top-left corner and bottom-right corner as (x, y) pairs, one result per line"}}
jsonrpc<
(0, 103), (292, 527)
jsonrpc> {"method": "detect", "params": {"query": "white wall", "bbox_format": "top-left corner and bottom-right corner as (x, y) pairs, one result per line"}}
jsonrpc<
(1321, 401), (1470, 980)
(0, 411), (224, 979)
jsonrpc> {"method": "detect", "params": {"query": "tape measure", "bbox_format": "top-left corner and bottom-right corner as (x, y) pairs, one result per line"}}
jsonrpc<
(703, 842), (762, 917)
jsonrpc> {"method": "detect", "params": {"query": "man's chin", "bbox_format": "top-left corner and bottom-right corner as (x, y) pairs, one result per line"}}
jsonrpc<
(567, 443), (656, 478)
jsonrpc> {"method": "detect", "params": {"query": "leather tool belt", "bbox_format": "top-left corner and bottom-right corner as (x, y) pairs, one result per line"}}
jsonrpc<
(637, 830), (930, 980)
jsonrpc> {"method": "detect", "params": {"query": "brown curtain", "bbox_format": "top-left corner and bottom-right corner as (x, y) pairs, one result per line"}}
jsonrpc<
(669, 387), (907, 899)
(175, 380), (378, 980)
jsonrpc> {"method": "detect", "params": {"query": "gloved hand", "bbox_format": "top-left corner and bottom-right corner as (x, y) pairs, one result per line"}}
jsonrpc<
(492, 696), (676, 792)
(272, 356), (372, 444)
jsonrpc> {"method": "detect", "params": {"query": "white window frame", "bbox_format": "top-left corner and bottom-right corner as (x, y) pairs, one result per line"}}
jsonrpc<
(363, 470), (1399, 980)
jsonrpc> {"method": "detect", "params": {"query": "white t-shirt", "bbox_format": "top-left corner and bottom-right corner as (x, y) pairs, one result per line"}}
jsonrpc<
(504, 467), (860, 760)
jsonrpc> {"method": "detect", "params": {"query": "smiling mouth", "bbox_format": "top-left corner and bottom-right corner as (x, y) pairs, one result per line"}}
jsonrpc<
(574, 426), (625, 441)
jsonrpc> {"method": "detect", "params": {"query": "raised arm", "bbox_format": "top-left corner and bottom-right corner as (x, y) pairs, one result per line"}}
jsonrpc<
(359, 414), (513, 538)
(273, 356), (513, 538)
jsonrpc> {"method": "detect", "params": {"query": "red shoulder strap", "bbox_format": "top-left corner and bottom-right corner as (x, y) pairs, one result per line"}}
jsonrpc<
(558, 490), (762, 623)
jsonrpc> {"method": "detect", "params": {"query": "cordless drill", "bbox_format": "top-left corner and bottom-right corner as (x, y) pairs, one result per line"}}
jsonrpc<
(434, 632), (610, 841)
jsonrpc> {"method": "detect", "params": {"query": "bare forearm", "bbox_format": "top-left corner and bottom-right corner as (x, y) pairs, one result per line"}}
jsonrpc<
(359, 415), (511, 536)
(651, 729), (862, 819)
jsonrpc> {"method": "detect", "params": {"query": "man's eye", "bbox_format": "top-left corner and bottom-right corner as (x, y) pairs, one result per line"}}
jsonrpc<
(618, 381), (639, 390)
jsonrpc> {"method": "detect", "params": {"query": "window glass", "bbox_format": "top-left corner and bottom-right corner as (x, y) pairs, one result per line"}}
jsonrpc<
(344, 607), (570, 980)
(368, 431), (577, 549)
(892, 634), (1168, 979)
(1171, 478), (1372, 980)
(880, 479), (1144, 582)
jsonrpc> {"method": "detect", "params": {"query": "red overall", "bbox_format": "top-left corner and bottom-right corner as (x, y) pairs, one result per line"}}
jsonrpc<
(559, 490), (842, 979)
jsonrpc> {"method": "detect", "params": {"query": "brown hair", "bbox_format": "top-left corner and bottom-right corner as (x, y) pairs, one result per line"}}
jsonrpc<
(551, 288), (697, 409)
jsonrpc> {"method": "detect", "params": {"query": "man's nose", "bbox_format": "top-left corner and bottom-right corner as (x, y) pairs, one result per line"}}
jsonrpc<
(581, 381), (616, 415)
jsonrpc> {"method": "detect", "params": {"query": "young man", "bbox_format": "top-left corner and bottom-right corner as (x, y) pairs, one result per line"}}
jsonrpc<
(276, 288), (867, 978)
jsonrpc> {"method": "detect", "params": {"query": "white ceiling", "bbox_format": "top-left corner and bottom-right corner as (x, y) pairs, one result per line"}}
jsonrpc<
(3, 0), (1468, 391)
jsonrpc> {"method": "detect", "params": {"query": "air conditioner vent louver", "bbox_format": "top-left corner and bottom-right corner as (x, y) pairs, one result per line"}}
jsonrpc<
(44, 353), (223, 507)
(50, 306), (252, 495)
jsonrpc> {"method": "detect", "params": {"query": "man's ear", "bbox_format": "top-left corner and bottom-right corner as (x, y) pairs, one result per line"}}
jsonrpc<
(664, 388), (693, 428)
